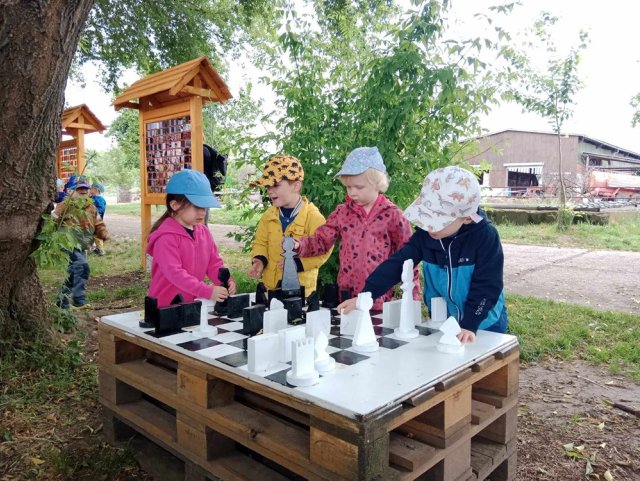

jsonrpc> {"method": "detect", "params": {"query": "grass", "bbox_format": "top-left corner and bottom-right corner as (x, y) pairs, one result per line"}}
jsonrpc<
(108, 202), (260, 226)
(496, 220), (640, 252)
(507, 294), (640, 381)
(38, 239), (144, 292)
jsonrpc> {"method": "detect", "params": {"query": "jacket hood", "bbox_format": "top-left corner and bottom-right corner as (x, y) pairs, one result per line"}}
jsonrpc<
(147, 217), (193, 256)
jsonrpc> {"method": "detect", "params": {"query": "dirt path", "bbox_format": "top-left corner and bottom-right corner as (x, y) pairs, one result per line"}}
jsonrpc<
(108, 214), (640, 315)
(107, 213), (243, 250)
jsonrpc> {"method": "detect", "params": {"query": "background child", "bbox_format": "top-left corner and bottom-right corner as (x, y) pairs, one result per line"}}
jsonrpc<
(147, 169), (236, 307)
(90, 182), (107, 256)
(54, 178), (66, 203)
(338, 166), (507, 343)
(248, 154), (332, 297)
(54, 177), (110, 309)
(294, 146), (419, 310)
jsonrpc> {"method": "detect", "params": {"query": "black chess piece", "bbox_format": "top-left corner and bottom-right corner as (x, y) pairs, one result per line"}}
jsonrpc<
(339, 287), (352, 304)
(155, 299), (202, 336)
(254, 282), (268, 306)
(213, 268), (231, 315)
(181, 300), (201, 327)
(306, 291), (320, 312)
(242, 305), (265, 335)
(321, 283), (339, 309)
(268, 289), (283, 305)
(226, 293), (251, 318)
(282, 297), (303, 324)
(141, 296), (158, 328)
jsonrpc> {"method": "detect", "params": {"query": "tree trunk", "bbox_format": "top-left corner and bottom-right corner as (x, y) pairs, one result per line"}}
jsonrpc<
(0, 1), (94, 340)
(557, 132), (567, 208)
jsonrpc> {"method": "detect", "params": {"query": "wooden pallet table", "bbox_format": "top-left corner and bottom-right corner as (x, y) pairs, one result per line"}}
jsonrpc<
(98, 309), (519, 481)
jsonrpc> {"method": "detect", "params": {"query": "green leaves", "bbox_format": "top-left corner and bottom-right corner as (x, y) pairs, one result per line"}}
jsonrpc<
(32, 214), (81, 270)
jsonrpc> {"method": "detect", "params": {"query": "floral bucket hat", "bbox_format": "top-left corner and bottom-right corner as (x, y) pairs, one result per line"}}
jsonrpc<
(404, 166), (483, 232)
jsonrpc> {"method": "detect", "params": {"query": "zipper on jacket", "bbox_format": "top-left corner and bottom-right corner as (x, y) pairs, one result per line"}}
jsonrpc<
(440, 238), (462, 321)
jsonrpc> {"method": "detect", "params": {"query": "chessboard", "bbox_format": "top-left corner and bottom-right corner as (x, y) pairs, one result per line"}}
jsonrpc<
(100, 306), (518, 418)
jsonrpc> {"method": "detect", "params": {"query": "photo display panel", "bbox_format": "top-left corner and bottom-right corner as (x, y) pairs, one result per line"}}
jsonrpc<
(145, 116), (192, 194)
(59, 146), (78, 182)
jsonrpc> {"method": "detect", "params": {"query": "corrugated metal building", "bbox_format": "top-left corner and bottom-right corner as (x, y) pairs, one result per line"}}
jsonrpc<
(464, 130), (640, 196)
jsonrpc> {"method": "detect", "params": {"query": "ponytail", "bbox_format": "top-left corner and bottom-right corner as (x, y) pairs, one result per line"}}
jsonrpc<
(148, 194), (189, 236)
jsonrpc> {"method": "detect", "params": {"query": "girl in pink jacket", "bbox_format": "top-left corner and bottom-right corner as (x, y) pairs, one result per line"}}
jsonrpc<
(295, 147), (419, 310)
(147, 169), (236, 307)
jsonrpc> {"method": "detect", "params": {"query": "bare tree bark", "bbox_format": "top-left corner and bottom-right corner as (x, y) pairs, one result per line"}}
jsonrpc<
(0, 0), (94, 340)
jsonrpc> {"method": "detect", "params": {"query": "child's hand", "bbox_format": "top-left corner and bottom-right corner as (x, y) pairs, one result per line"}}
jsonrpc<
(248, 259), (264, 278)
(211, 286), (230, 302)
(457, 329), (476, 344)
(228, 278), (237, 295)
(336, 298), (357, 314)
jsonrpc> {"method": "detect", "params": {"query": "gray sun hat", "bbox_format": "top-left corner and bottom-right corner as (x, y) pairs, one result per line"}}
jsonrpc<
(334, 146), (387, 177)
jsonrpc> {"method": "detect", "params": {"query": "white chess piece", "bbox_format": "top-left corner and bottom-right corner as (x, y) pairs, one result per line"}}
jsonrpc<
(286, 338), (319, 386)
(277, 325), (306, 362)
(430, 297), (448, 324)
(351, 292), (379, 353)
(340, 308), (359, 335)
(193, 298), (217, 335)
(263, 298), (288, 333)
(437, 316), (464, 353)
(395, 259), (419, 339)
(306, 309), (331, 339)
(248, 333), (279, 373)
(314, 331), (335, 373)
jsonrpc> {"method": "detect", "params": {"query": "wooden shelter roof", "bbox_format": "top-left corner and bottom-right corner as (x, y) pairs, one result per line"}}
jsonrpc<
(112, 56), (232, 110)
(61, 104), (106, 133)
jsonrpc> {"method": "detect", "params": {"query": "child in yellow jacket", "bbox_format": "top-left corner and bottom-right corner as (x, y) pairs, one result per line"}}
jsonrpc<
(248, 154), (332, 297)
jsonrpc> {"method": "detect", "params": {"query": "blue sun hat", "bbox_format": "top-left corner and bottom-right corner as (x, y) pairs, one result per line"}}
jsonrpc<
(91, 182), (105, 193)
(166, 169), (221, 208)
(334, 146), (386, 177)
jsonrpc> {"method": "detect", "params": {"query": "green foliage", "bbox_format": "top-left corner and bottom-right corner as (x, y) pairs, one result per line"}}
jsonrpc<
(32, 214), (81, 269)
(234, 0), (509, 280)
(556, 207), (574, 231)
(76, 0), (277, 88)
(106, 109), (139, 170)
(1, 335), (89, 407)
(85, 146), (139, 192)
(49, 306), (80, 333)
(506, 12), (588, 134)
(504, 12), (589, 211)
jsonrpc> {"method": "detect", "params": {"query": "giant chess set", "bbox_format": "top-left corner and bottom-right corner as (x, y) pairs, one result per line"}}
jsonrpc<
(100, 258), (518, 418)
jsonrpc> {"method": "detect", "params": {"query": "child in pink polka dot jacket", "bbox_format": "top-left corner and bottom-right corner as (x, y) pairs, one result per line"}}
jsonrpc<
(293, 147), (420, 310)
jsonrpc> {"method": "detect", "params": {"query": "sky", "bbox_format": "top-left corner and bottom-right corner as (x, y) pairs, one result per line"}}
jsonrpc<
(65, 0), (640, 154)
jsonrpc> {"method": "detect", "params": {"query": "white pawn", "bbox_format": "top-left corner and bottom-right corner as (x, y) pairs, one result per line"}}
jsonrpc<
(351, 292), (379, 353)
(314, 330), (335, 373)
(193, 298), (217, 335)
(437, 316), (464, 353)
(286, 338), (319, 387)
(395, 259), (419, 339)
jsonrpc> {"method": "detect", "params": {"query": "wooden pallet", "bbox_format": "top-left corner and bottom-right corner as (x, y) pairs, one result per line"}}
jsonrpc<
(99, 322), (519, 481)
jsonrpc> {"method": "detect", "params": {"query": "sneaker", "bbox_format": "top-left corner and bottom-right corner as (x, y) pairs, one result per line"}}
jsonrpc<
(93, 249), (105, 256)
(71, 303), (91, 310)
(55, 299), (70, 309)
